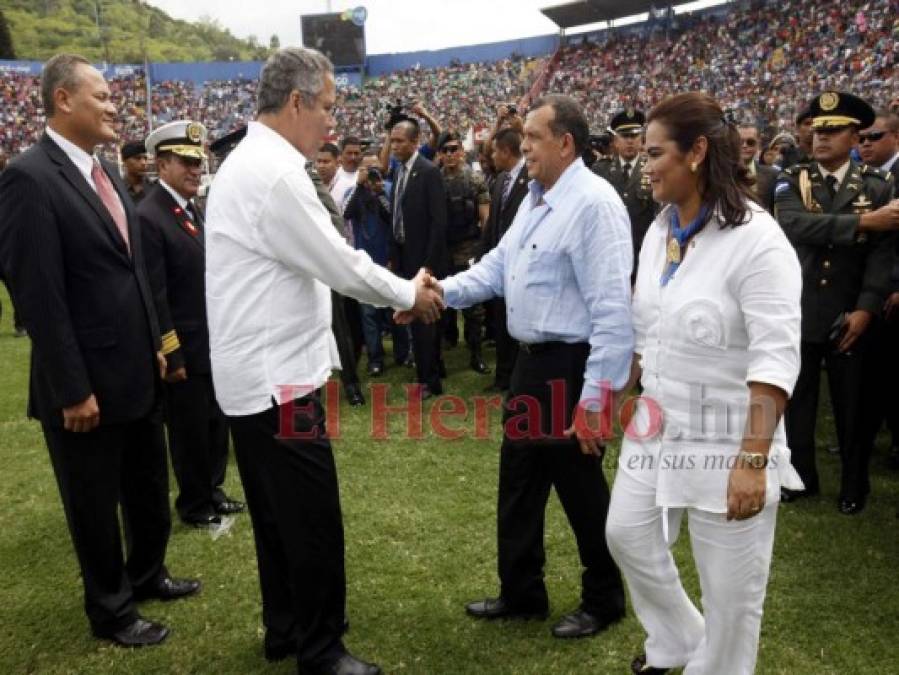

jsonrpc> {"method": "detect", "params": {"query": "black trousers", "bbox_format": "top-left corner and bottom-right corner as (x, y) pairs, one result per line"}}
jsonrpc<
(42, 415), (171, 636)
(491, 298), (518, 390)
(411, 320), (443, 393)
(860, 316), (899, 452)
(229, 393), (346, 668)
(496, 342), (625, 618)
(332, 291), (360, 389)
(785, 340), (868, 499)
(165, 373), (230, 521)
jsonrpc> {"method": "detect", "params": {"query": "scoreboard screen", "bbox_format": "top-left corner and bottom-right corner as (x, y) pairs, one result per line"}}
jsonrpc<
(301, 11), (366, 67)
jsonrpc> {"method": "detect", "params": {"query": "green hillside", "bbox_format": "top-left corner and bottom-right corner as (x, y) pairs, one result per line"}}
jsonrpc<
(0, 0), (274, 62)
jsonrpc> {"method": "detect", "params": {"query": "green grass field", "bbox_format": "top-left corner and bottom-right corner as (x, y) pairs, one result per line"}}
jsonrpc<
(1, 283), (898, 674)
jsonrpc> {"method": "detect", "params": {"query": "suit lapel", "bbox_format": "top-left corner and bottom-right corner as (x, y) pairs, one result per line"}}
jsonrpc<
(157, 186), (204, 250)
(505, 165), (528, 214)
(831, 161), (863, 213)
(42, 136), (131, 260)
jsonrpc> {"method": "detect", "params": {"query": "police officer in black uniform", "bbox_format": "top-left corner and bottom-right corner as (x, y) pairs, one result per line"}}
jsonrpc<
(140, 120), (244, 527)
(592, 109), (658, 279)
(775, 92), (899, 515)
(439, 131), (491, 374)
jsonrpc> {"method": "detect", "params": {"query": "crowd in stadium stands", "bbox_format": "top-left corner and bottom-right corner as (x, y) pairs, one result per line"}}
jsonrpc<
(547, 0), (899, 133)
(0, 0), (897, 159)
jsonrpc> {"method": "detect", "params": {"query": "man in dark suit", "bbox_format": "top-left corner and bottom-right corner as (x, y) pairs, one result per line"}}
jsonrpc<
(857, 110), (899, 469)
(738, 123), (778, 211)
(389, 119), (448, 397)
(482, 127), (528, 391)
(139, 120), (244, 528)
(776, 91), (899, 515)
(0, 54), (199, 647)
(592, 109), (657, 279)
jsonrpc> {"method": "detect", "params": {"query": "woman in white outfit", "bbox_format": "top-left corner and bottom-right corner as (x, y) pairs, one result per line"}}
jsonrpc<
(605, 92), (804, 675)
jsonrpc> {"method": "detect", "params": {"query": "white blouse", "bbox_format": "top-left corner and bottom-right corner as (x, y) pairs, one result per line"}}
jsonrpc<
(620, 203), (804, 513)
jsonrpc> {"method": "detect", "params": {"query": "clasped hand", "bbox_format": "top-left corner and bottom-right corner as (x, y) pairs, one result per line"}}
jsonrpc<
(394, 268), (445, 325)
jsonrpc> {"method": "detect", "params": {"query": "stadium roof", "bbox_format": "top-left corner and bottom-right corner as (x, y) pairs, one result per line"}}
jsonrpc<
(540, 0), (694, 28)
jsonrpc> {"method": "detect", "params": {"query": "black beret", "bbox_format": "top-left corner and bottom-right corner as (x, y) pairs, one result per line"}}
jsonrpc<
(121, 140), (147, 161)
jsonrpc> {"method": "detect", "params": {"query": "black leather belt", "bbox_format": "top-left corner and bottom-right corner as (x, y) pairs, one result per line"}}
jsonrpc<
(518, 340), (577, 355)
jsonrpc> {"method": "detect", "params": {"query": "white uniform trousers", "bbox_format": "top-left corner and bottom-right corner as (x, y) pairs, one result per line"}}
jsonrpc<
(606, 468), (777, 674)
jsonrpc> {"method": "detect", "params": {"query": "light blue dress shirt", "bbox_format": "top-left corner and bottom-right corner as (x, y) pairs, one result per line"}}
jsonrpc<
(441, 158), (634, 404)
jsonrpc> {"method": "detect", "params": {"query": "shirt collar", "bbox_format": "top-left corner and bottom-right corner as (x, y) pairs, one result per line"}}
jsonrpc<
(159, 179), (190, 209)
(248, 120), (308, 164)
(511, 156), (526, 178)
(819, 159), (851, 185)
(529, 158), (584, 209)
(880, 151), (899, 173)
(45, 125), (96, 178)
(403, 150), (419, 173)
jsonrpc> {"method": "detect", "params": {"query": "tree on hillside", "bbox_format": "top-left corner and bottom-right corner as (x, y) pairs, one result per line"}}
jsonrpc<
(0, 9), (15, 59)
(269, 34), (279, 50)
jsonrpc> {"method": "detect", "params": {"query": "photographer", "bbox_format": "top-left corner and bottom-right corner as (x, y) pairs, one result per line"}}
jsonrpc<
(378, 100), (443, 175)
(344, 150), (410, 375)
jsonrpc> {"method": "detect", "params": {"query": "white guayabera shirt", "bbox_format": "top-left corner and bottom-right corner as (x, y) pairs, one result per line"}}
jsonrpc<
(623, 203), (805, 514)
(205, 121), (415, 416)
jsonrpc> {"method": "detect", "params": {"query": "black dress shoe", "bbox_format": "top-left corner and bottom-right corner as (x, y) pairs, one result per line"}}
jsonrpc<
(345, 385), (365, 407)
(109, 618), (169, 647)
(838, 497), (866, 515)
(469, 356), (491, 374)
(465, 597), (548, 621)
(631, 653), (670, 674)
(551, 608), (623, 638)
(134, 576), (201, 602)
(183, 513), (221, 528)
(214, 498), (245, 515)
(300, 652), (381, 675)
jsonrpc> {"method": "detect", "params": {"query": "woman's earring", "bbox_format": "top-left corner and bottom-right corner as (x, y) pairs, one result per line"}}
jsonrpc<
(690, 162), (698, 173)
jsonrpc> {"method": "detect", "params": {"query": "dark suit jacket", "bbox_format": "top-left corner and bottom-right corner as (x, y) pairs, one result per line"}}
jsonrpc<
(752, 160), (777, 212)
(775, 159), (896, 342)
(139, 183), (210, 375)
(0, 134), (160, 427)
(593, 156), (658, 272)
(390, 154), (448, 278)
(481, 162), (529, 255)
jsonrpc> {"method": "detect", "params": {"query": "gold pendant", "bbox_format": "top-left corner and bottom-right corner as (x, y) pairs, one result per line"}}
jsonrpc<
(667, 238), (681, 264)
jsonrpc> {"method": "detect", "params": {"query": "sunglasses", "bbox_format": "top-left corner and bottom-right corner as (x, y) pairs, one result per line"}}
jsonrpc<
(442, 144), (462, 153)
(741, 138), (758, 147)
(858, 131), (887, 143)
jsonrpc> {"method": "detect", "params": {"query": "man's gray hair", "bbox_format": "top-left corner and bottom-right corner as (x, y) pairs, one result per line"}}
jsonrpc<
(41, 53), (91, 117)
(257, 47), (333, 115)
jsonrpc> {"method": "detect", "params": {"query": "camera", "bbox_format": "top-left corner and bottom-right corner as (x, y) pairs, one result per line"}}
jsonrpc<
(384, 100), (410, 130)
(367, 167), (382, 181)
(507, 104), (517, 116)
(589, 132), (612, 153)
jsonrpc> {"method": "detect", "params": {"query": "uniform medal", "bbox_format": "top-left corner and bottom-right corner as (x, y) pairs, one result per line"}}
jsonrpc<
(666, 237), (681, 264)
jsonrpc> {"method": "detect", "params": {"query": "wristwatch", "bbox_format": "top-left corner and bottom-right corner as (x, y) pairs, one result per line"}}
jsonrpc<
(737, 451), (768, 469)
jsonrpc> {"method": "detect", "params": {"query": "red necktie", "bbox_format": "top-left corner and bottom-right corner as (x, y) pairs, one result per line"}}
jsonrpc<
(91, 159), (130, 254)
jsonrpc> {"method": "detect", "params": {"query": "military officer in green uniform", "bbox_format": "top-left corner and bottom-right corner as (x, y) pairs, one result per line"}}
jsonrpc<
(775, 91), (899, 514)
(592, 109), (658, 279)
(439, 131), (491, 373)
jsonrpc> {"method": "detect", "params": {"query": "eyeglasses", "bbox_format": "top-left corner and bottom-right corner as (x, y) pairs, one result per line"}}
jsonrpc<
(442, 144), (461, 153)
(858, 131), (887, 143)
(741, 138), (758, 147)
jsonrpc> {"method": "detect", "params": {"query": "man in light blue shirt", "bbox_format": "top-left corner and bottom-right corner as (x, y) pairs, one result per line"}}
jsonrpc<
(431, 95), (634, 639)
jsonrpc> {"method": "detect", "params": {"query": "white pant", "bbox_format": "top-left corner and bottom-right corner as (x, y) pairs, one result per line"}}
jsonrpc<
(606, 469), (777, 675)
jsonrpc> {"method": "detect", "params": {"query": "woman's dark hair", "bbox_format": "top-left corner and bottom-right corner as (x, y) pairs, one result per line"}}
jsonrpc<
(647, 92), (755, 228)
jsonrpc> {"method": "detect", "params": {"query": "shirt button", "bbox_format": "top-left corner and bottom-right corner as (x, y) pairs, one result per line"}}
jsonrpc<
(827, 244), (834, 250)
(823, 260), (831, 269)
(511, 275), (515, 280)
(820, 279), (828, 287)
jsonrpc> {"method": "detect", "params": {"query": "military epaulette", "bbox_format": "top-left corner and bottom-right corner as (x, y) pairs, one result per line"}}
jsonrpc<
(859, 164), (889, 180)
(783, 163), (809, 176)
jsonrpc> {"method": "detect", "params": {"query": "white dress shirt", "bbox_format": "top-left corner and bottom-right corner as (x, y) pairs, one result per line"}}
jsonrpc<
(45, 126), (125, 216)
(205, 121), (416, 416)
(621, 203), (804, 512)
(159, 179), (189, 209)
(818, 159), (851, 187)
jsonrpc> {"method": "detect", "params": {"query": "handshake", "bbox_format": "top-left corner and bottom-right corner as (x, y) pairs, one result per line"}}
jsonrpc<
(394, 268), (445, 325)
